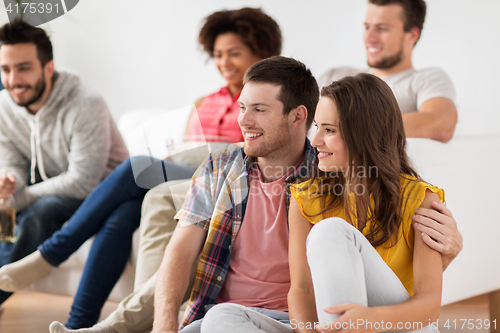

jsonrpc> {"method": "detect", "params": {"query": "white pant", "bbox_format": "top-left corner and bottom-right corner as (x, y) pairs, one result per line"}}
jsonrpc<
(306, 217), (439, 333)
(180, 303), (293, 333)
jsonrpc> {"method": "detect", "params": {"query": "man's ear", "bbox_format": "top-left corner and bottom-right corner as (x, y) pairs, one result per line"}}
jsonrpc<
(289, 105), (308, 129)
(43, 59), (55, 80)
(407, 26), (420, 47)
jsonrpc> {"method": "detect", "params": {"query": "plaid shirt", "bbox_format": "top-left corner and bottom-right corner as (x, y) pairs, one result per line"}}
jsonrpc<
(175, 140), (317, 328)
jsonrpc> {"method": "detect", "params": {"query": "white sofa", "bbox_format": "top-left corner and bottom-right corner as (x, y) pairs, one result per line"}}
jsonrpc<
(30, 109), (500, 314)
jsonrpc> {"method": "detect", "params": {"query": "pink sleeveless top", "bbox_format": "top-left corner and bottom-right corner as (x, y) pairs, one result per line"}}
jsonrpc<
(186, 86), (243, 143)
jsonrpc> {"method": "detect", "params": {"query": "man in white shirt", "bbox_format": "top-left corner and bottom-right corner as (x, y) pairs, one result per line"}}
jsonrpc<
(318, 0), (462, 302)
(319, 0), (458, 143)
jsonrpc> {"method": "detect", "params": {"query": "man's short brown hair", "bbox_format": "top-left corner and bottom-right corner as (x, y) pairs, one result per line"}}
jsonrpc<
(369, 0), (426, 44)
(0, 18), (53, 66)
(244, 56), (319, 129)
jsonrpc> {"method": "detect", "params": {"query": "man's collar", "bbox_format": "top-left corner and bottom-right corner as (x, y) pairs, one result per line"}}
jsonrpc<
(286, 138), (317, 182)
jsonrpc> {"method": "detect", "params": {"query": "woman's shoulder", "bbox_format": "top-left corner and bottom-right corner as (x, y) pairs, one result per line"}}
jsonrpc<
(291, 177), (334, 224)
(400, 175), (444, 198)
(400, 175), (445, 212)
(290, 177), (328, 197)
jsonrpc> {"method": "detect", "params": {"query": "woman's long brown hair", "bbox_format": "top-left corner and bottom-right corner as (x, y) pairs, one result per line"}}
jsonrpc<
(308, 73), (421, 247)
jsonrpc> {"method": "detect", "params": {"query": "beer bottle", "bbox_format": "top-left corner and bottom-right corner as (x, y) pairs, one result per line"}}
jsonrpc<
(0, 194), (16, 243)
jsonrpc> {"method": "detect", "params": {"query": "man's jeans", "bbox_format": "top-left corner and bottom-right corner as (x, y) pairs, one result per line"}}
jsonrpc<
(0, 195), (83, 304)
(0, 156), (195, 329)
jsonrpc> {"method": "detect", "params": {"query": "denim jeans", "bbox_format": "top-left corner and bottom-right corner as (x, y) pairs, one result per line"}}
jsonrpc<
(0, 195), (83, 304)
(33, 156), (195, 328)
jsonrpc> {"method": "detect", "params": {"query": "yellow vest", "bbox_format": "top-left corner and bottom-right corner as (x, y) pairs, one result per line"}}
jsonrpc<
(290, 175), (444, 295)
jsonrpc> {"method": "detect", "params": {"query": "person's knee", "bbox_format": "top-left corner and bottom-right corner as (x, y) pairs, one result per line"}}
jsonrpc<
(114, 156), (134, 178)
(308, 218), (349, 240)
(26, 196), (63, 212)
(19, 196), (63, 225)
(201, 303), (249, 331)
(306, 218), (352, 253)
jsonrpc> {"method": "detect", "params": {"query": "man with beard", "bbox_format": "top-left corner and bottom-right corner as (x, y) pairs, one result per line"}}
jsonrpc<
(50, 56), (319, 333)
(0, 19), (129, 304)
(320, 0), (458, 144)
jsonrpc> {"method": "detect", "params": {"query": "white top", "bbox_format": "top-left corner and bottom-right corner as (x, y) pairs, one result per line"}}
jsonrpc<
(318, 67), (456, 114)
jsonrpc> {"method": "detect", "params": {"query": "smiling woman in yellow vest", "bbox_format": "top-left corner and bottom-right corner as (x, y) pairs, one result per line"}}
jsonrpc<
(288, 73), (444, 333)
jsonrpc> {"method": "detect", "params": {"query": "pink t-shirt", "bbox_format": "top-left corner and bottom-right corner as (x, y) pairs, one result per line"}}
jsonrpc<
(215, 166), (291, 311)
(186, 86), (243, 143)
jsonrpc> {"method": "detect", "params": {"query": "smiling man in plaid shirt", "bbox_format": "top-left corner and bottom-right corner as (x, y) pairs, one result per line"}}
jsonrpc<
(147, 56), (319, 333)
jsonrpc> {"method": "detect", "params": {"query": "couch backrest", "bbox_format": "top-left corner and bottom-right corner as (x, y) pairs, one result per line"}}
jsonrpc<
(118, 107), (193, 158)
